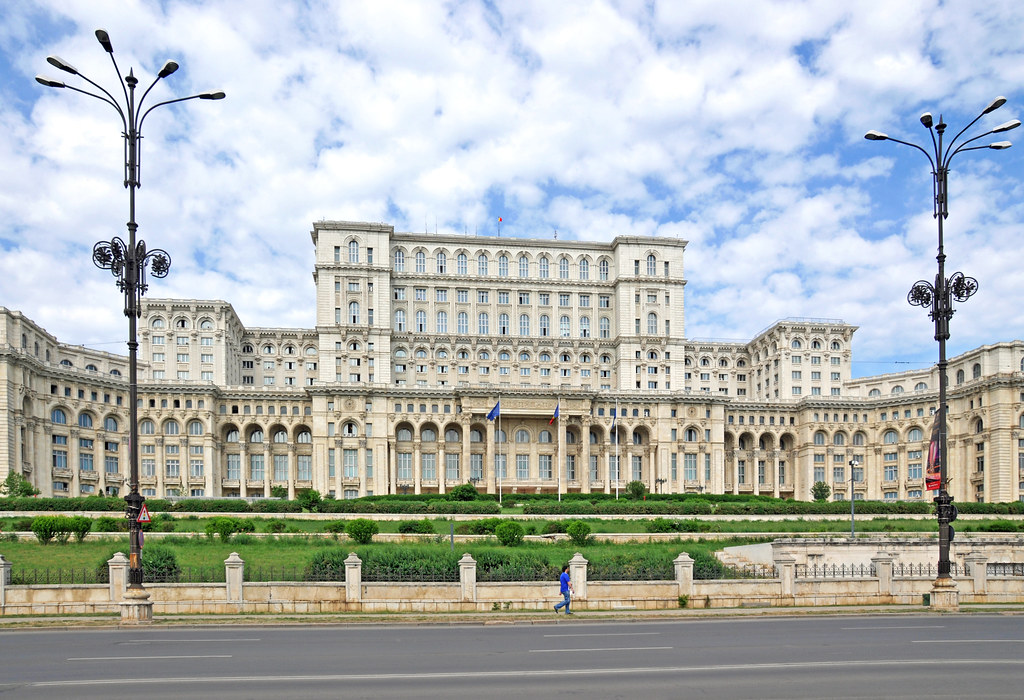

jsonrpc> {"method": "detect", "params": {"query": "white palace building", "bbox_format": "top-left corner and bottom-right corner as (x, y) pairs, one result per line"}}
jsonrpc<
(2, 220), (1023, 503)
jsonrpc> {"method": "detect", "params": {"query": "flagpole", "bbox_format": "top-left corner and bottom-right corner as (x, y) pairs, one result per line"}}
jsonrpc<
(557, 397), (562, 502)
(498, 395), (502, 506)
(615, 397), (620, 500)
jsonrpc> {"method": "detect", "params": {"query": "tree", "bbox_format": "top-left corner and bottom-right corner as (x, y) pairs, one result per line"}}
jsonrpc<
(1, 471), (39, 497)
(447, 483), (479, 501)
(811, 481), (832, 502)
(625, 480), (647, 500)
(565, 520), (592, 546)
(297, 489), (322, 512)
(495, 521), (524, 546)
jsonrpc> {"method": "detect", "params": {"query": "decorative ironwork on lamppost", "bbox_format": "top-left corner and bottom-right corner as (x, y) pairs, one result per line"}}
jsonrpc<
(37, 30), (224, 599)
(865, 98), (1018, 589)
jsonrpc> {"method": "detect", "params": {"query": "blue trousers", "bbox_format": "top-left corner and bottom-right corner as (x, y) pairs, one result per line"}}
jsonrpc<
(554, 590), (571, 613)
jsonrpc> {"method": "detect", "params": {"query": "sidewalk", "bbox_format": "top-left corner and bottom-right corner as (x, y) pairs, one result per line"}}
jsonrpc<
(3, 602), (1023, 629)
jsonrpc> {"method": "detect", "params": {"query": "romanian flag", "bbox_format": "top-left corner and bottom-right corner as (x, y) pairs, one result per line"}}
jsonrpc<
(926, 408), (942, 491)
(549, 402), (560, 425)
(487, 400), (500, 421)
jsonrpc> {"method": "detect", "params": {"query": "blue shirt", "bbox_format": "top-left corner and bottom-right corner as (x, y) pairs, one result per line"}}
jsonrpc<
(560, 570), (571, 594)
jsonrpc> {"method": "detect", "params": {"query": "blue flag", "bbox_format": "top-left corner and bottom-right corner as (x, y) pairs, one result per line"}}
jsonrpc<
(487, 400), (500, 421)
(549, 402), (560, 425)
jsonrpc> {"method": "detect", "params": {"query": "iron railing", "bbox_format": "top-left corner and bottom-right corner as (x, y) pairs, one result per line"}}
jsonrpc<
(892, 562), (967, 578)
(796, 563), (876, 579)
(988, 562), (1024, 577)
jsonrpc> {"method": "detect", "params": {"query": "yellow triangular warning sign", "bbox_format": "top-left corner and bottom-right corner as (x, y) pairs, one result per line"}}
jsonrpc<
(137, 503), (151, 523)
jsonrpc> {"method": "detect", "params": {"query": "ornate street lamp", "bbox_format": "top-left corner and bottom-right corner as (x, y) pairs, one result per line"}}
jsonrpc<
(866, 98), (1018, 607)
(37, 30), (224, 619)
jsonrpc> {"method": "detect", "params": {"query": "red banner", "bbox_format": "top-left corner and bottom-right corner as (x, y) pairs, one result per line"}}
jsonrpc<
(926, 408), (942, 491)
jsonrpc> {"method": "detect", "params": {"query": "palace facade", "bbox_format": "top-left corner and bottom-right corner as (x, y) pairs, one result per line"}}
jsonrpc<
(2, 221), (1023, 503)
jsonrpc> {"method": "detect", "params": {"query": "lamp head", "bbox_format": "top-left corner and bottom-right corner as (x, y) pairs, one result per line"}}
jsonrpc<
(992, 119), (1020, 133)
(920, 112), (933, 128)
(988, 141), (1012, 150)
(35, 75), (66, 88)
(46, 55), (78, 75)
(864, 130), (888, 141)
(157, 61), (179, 78)
(95, 29), (113, 53)
(198, 91), (226, 100)
(983, 96), (1007, 114)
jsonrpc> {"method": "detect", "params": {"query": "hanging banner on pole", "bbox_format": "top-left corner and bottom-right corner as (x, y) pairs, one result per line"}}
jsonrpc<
(925, 408), (942, 491)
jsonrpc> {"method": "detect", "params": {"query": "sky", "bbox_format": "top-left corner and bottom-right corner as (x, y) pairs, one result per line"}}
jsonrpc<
(1, 0), (1022, 379)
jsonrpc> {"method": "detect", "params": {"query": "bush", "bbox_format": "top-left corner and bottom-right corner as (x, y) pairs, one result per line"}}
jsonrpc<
(398, 519), (435, 534)
(565, 520), (591, 546)
(625, 480), (647, 500)
(264, 518), (287, 534)
(205, 517), (240, 542)
(811, 481), (832, 502)
(495, 521), (524, 546)
(94, 516), (126, 532)
(297, 489), (322, 512)
(646, 517), (678, 533)
(304, 549), (348, 581)
(324, 520), (348, 534)
(447, 483), (479, 501)
(69, 515), (92, 542)
(31, 516), (64, 544)
(142, 544), (182, 581)
(345, 518), (379, 544)
(270, 485), (288, 499)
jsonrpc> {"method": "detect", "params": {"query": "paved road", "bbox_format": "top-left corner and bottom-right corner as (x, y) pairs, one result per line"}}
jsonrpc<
(1, 615), (1022, 698)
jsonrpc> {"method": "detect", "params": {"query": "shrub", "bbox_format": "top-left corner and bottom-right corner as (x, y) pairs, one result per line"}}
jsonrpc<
(270, 485), (288, 499)
(264, 518), (287, 534)
(324, 520), (348, 534)
(205, 517), (239, 542)
(304, 549), (348, 581)
(495, 521), (524, 546)
(811, 481), (832, 502)
(94, 516), (126, 532)
(447, 483), (479, 501)
(398, 519), (435, 534)
(69, 515), (92, 542)
(646, 517), (678, 533)
(625, 480), (647, 500)
(32, 516), (62, 544)
(345, 518), (379, 544)
(565, 520), (591, 546)
(142, 544), (182, 581)
(543, 521), (567, 534)
(297, 489), (322, 512)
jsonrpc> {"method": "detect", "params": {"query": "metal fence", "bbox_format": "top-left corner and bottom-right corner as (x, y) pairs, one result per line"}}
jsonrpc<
(145, 567), (225, 583)
(362, 568), (459, 583)
(694, 563), (777, 580)
(988, 562), (1024, 577)
(796, 563), (876, 579)
(11, 567), (103, 585)
(892, 562), (967, 578)
(478, 566), (558, 582)
(247, 566), (338, 582)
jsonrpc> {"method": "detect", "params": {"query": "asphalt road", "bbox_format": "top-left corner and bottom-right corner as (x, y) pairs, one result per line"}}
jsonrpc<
(1, 615), (1022, 699)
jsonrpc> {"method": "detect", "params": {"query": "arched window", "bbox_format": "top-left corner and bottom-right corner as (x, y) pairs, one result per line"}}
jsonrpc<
(343, 422), (358, 437)
(297, 430), (312, 444)
(868, 388), (881, 397)
(263, 344), (275, 355)
(250, 430), (264, 443)
(975, 419), (984, 434)
(811, 340), (822, 350)
(226, 429), (240, 443)
(393, 249), (405, 271)
(85, 364), (98, 372)
(348, 240), (359, 263)
(104, 416), (118, 432)
(445, 429), (460, 443)
(791, 339), (802, 349)
(718, 358), (728, 367)
(915, 382), (928, 391)
(394, 309), (406, 332)
(515, 430), (530, 443)
(833, 433), (845, 446)
(559, 257), (569, 279)
(477, 254), (488, 276)
(566, 431), (577, 444)
(164, 420), (180, 435)
(242, 344), (254, 354)
(560, 316), (571, 337)
(78, 413), (93, 428)
(519, 351), (531, 362)
(457, 253), (467, 274)
(519, 255), (529, 278)
(51, 408), (67, 424)
(188, 420), (204, 436)
(498, 313), (510, 335)
(579, 259), (589, 280)
(397, 428), (412, 441)
(415, 250), (426, 273)
(599, 259), (609, 280)
(646, 254), (656, 275)
(579, 316), (591, 338)
(436, 311), (448, 334)
(151, 318), (165, 329)
(813, 431), (826, 446)
(436, 251), (446, 274)
(422, 428), (437, 442)
(599, 317), (610, 339)
(891, 385), (904, 394)
(883, 430), (898, 444)
(853, 432), (866, 446)
(831, 341), (841, 350)
(498, 255), (509, 277)
(457, 312), (469, 334)
(349, 301), (360, 324)
(972, 363), (982, 379)
(647, 313), (658, 334)
(415, 310), (427, 332)
(539, 257), (549, 278)
(519, 314), (530, 336)
(540, 315), (550, 337)
(478, 312), (489, 335)
(139, 419), (155, 434)
(539, 430), (552, 443)
(110, 369), (121, 376)
(200, 319), (214, 330)
(956, 369), (965, 384)
(684, 428), (698, 441)
(273, 429), (288, 443)
(349, 341), (361, 351)
(908, 428), (923, 442)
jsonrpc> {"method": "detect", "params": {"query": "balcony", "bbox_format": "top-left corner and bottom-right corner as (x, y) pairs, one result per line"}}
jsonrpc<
(79, 470), (99, 482)
(221, 479), (240, 488)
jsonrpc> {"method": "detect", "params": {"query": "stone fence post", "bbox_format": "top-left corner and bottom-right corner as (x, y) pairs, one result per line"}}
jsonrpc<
(0, 554), (10, 607)
(225, 552), (244, 604)
(107, 552), (128, 602)
(964, 554), (988, 595)
(345, 552), (362, 603)
(674, 552), (694, 598)
(569, 552), (588, 601)
(871, 553), (893, 597)
(459, 553), (476, 602)
(774, 554), (796, 597)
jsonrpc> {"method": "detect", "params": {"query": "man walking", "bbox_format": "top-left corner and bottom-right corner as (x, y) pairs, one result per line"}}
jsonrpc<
(554, 564), (573, 615)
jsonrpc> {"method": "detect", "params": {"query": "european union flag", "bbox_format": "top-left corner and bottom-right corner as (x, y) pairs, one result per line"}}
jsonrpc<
(487, 400), (500, 421)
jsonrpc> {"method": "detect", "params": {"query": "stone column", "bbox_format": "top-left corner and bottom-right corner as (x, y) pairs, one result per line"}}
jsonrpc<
(107, 552), (129, 602)
(484, 418), (495, 495)
(263, 444), (272, 498)
(871, 553), (894, 597)
(774, 554), (797, 597)
(0, 554), (11, 607)
(964, 554), (988, 596)
(225, 552), (244, 604)
(674, 552), (694, 598)
(344, 552), (362, 603)
(459, 553), (477, 602)
(569, 552), (588, 602)
(580, 419), (591, 494)
(238, 442), (248, 498)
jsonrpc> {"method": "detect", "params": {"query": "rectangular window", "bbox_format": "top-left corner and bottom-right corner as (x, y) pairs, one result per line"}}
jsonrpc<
(249, 454), (264, 480)
(398, 453), (412, 480)
(344, 449), (358, 478)
(422, 453), (437, 481)
(470, 453), (483, 481)
(190, 459), (204, 478)
(226, 454), (241, 480)
(684, 453), (697, 481)
(632, 455), (642, 481)
(517, 454), (529, 479)
(446, 453), (460, 481)
(495, 453), (507, 479)
(539, 454), (553, 479)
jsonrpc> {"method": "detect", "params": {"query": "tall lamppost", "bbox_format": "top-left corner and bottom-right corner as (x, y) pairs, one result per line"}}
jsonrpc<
(866, 97), (1018, 607)
(37, 30), (224, 618)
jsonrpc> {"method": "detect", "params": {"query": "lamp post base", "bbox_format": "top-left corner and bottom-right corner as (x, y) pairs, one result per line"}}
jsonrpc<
(929, 577), (959, 612)
(119, 587), (154, 624)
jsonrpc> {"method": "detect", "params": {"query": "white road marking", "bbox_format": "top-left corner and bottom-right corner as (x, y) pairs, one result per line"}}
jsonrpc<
(529, 646), (673, 653)
(124, 638), (261, 643)
(33, 658), (1024, 687)
(913, 639), (1024, 644)
(842, 625), (945, 630)
(68, 655), (233, 661)
(543, 632), (662, 638)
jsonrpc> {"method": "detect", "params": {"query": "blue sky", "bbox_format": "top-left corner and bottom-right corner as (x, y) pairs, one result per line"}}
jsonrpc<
(1, 0), (1022, 378)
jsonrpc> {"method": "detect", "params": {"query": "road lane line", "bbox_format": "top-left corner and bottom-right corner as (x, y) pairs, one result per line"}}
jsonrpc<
(913, 639), (1024, 644)
(68, 655), (233, 661)
(543, 632), (662, 638)
(529, 646), (673, 653)
(32, 658), (1024, 687)
(124, 638), (261, 643)
(842, 626), (945, 630)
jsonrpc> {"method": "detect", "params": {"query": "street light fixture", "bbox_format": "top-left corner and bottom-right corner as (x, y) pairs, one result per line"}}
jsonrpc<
(866, 97), (1017, 608)
(37, 29), (224, 622)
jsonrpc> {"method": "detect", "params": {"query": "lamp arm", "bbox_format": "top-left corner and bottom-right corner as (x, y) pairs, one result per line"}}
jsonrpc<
(138, 94), (204, 133)
(879, 136), (936, 171)
(945, 129), (997, 165)
(62, 83), (128, 133)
